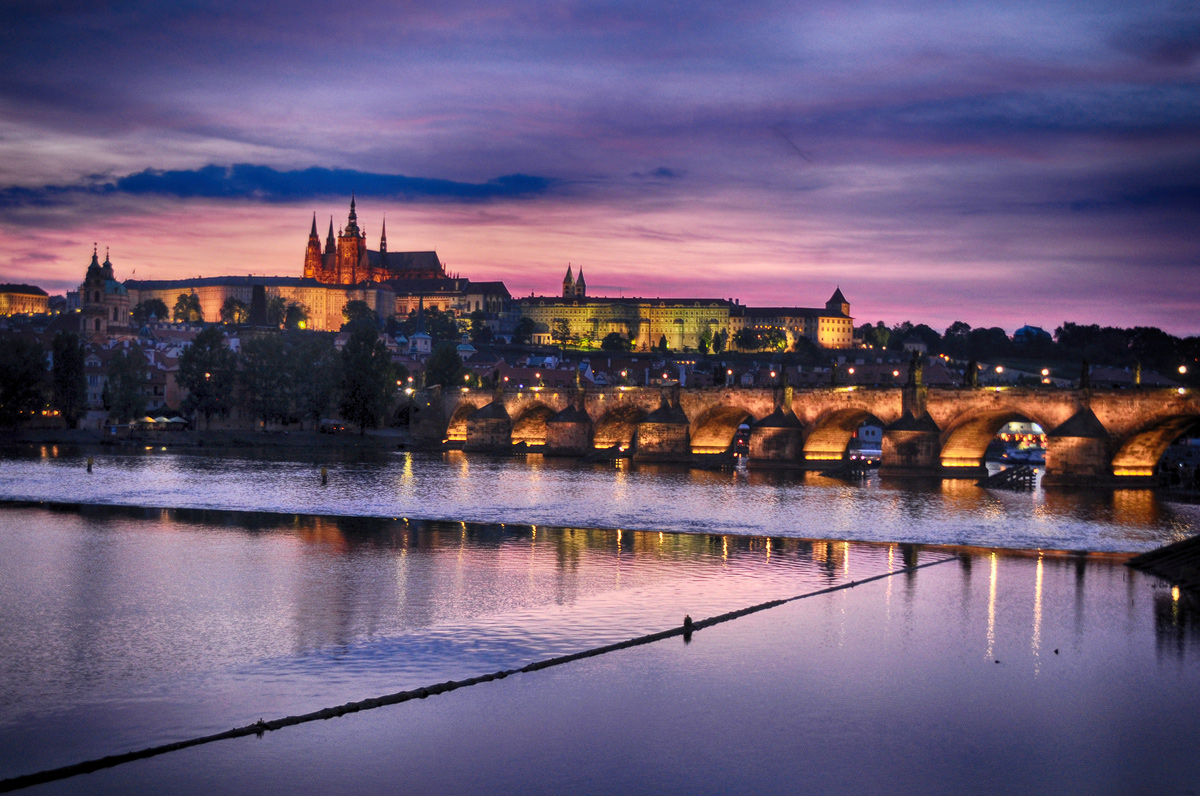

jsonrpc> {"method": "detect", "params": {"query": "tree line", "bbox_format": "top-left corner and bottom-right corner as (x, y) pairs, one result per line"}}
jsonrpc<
(857, 320), (1200, 374)
(0, 326), (408, 433)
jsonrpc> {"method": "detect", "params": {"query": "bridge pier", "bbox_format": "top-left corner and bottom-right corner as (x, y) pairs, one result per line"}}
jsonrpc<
(634, 398), (691, 462)
(545, 406), (593, 456)
(464, 401), (512, 452)
(879, 412), (943, 477)
(749, 408), (803, 467)
(1043, 407), (1113, 486)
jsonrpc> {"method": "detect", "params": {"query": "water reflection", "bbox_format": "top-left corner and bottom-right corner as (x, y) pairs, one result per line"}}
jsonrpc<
(2, 501), (1197, 788)
(1155, 588), (1200, 658)
(3, 447), (1200, 551)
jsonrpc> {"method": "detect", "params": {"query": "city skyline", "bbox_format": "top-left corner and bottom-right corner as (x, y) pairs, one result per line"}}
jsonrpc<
(1, 0), (1198, 334)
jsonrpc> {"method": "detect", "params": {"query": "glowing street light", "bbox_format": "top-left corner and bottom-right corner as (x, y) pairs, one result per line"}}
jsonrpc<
(892, 370), (900, 378)
(995, 366), (1004, 373)
(1180, 365), (1188, 375)
(1041, 368), (1049, 376)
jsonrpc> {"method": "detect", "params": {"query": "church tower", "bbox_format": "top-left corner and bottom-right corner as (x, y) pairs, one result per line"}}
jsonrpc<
(562, 264), (575, 298)
(303, 213), (322, 279)
(336, 196), (367, 284)
(575, 266), (586, 298)
(79, 245), (130, 340)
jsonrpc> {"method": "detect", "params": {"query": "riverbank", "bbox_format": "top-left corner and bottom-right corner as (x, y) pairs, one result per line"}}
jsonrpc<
(0, 427), (419, 452)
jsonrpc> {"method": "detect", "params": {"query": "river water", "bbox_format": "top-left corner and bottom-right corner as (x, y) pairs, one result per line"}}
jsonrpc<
(1, 445), (1197, 552)
(1, 447), (1198, 793)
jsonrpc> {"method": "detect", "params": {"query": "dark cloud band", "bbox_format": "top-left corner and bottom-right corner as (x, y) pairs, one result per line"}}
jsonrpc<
(0, 164), (554, 209)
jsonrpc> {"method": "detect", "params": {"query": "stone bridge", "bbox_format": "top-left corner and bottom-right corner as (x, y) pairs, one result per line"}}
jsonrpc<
(406, 384), (1200, 485)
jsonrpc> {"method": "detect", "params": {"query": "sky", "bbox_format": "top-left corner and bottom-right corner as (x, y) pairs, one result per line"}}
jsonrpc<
(0, 0), (1197, 334)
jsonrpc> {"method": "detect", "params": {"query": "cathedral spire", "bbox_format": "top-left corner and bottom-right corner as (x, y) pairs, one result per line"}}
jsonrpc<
(380, 215), (387, 255)
(326, 216), (335, 253)
(309, 212), (318, 237)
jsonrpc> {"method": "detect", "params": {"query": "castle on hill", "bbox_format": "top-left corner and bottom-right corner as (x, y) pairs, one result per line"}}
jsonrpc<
(303, 196), (447, 284)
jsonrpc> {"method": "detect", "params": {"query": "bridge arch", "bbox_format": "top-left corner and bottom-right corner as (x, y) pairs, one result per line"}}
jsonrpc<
(938, 407), (1053, 469)
(1110, 413), (1200, 477)
(802, 407), (883, 463)
(511, 403), (557, 447)
(690, 405), (755, 454)
(446, 400), (488, 443)
(593, 405), (647, 450)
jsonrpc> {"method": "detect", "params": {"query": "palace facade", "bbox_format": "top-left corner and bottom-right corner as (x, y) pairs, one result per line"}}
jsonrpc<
(0, 283), (49, 316)
(514, 266), (854, 351)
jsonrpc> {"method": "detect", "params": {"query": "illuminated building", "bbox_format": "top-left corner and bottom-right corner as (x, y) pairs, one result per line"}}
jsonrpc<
(125, 276), (394, 332)
(516, 272), (854, 351)
(303, 197), (447, 284)
(79, 246), (131, 339)
(0, 283), (49, 316)
(727, 288), (855, 349)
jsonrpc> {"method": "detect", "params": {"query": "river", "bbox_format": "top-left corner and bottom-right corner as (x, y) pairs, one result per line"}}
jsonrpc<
(1, 447), (1197, 793)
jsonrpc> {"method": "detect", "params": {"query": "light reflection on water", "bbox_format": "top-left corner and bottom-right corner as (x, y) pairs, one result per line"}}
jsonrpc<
(2, 446), (1199, 551)
(0, 503), (890, 779)
(17, 541), (1200, 796)
(0, 494), (1197, 793)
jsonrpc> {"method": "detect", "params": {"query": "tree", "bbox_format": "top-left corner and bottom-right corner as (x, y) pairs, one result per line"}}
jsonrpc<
(469, 310), (494, 344)
(514, 316), (537, 345)
(290, 334), (341, 429)
(711, 329), (725, 354)
(860, 321), (891, 349)
(734, 328), (760, 351)
(220, 297), (250, 325)
(133, 298), (169, 325)
(266, 295), (287, 327)
(0, 335), (47, 426)
(105, 348), (148, 422)
(172, 293), (203, 323)
(601, 331), (631, 352)
(552, 318), (572, 347)
(178, 326), (237, 428)
(339, 326), (395, 434)
(761, 327), (787, 351)
(425, 342), (464, 388)
(342, 300), (377, 332)
(943, 321), (972, 359)
(238, 332), (291, 427)
(283, 302), (308, 330)
(698, 328), (713, 354)
(51, 332), (87, 427)
(657, 334), (669, 353)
